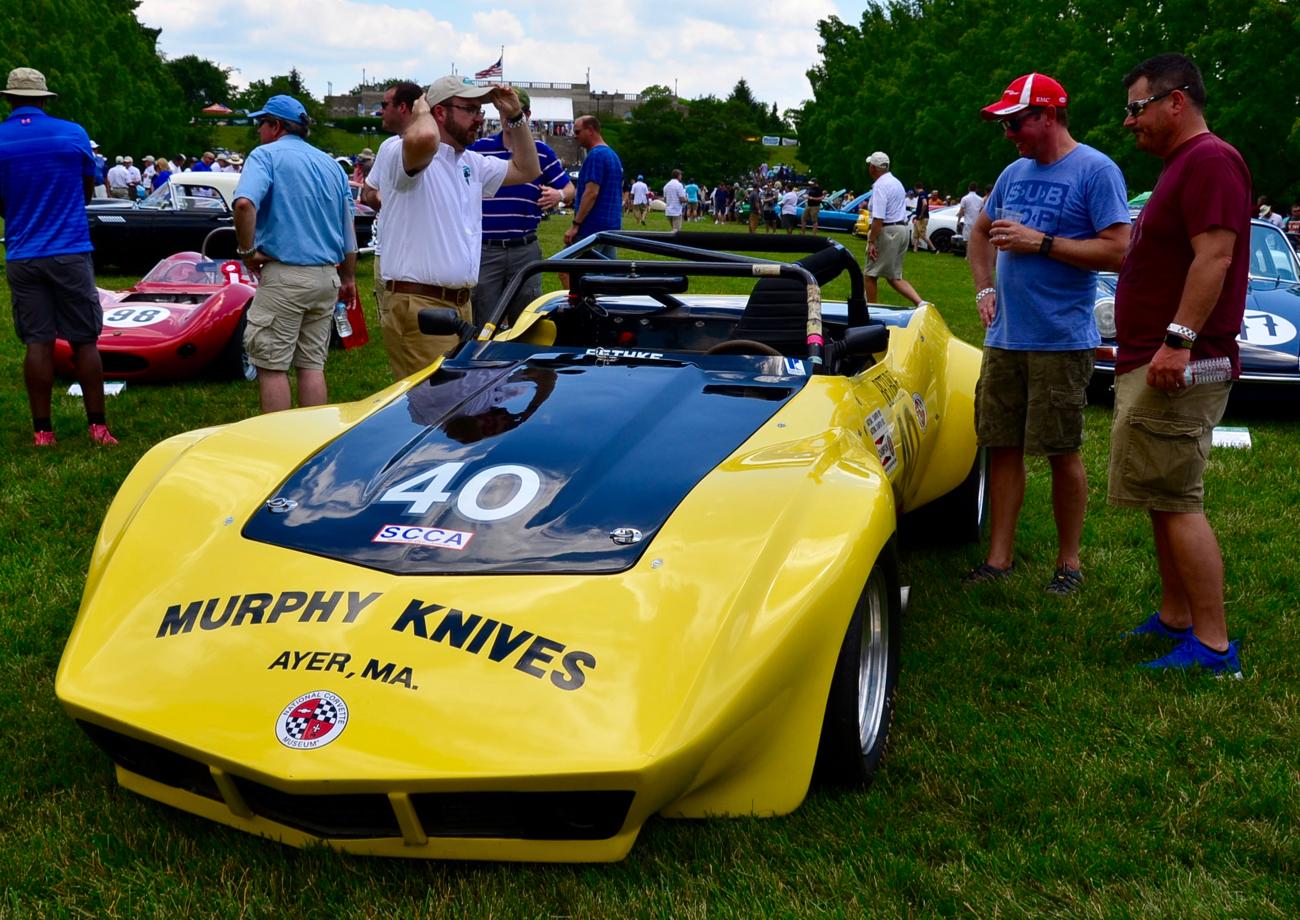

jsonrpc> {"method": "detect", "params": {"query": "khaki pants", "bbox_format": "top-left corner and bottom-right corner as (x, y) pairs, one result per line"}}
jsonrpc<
(382, 288), (472, 380)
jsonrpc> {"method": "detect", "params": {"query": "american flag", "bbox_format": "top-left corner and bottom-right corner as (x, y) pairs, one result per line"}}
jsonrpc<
(475, 55), (503, 80)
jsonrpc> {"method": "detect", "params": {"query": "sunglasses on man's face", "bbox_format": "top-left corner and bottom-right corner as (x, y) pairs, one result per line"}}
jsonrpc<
(1124, 85), (1189, 119)
(1002, 110), (1044, 133)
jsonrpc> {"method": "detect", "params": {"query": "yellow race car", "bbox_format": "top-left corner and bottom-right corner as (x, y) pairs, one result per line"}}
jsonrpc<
(57, 230), (984, 862)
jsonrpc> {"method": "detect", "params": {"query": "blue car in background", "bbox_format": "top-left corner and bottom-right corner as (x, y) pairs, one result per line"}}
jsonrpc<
(1092, 220), (1300, 387)
(795, 190), (872, 234)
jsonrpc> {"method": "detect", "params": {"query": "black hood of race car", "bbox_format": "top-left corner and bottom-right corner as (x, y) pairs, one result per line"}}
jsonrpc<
(243, 351), (806, 574)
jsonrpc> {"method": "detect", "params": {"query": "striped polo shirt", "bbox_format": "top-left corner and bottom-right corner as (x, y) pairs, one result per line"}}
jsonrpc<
(469, 131), (570, 241)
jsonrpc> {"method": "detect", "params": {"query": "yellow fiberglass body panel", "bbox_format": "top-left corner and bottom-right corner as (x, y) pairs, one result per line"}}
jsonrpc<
(57, 297), (979, 862)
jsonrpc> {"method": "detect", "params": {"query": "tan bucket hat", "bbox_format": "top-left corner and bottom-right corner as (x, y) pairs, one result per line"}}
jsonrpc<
(5, 67), (57, 98)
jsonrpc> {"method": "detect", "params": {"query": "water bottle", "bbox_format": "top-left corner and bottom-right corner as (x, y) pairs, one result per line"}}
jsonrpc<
(1183, 356), (1232, 386)
(333, 300), (353, 338)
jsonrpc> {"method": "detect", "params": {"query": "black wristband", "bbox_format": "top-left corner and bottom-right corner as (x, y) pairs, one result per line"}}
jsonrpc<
(1039, 233), (1055, 256)
(1164, 332), (1195, 349)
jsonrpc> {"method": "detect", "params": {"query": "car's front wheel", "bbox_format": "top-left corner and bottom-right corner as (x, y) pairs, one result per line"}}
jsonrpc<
(930, 228), (954, 253)
(813, 546), (901, 787)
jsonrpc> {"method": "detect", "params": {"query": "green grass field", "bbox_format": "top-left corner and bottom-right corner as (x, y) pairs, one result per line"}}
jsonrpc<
(2, 217), (1297, 918)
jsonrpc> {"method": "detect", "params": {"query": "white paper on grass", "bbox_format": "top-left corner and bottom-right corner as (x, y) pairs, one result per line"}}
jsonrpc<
(67, 382), (126, 397)
(1212, 426), (1251, 449)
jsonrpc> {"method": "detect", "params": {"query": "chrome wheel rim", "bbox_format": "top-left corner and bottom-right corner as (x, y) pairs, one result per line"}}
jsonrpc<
(856, 570), (890, 753)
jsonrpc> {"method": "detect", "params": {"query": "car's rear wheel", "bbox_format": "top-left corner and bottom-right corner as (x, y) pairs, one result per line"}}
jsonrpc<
(930, 228), (954, 253)
(901, 448), (988, 545)
(813, 546), (901, 788)
(214, 307), (256, 381)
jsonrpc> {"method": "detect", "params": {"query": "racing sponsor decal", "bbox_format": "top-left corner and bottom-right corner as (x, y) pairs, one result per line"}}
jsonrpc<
(103, 306), (172, 328)
(373, 523), (474, 550)
(912, 393), (928, 432)
(585, 347), (665, 361)
(390, 599), (596, 691)
(378, 462), (541, 521)
(871, 370), (901, 403)
(1239, 310), (1296, 347)
(867, 408), (898, 474)
(155, 590), (383, 638)
(783, 357), (806, 376)
(268, 650), (417, 690)
(275, 690), (349, 749)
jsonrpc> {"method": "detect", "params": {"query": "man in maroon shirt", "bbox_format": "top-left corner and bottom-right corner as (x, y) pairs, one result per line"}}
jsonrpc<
(1108, 53), (1248, 677)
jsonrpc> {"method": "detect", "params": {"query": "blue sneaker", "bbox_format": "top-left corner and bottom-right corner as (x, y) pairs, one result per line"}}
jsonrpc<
(1127, 611), (1193, 641)
(1140, 636), (1243, 679)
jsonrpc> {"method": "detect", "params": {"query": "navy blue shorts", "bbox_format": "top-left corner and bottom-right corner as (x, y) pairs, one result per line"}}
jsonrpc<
(7, 252), (102, 344)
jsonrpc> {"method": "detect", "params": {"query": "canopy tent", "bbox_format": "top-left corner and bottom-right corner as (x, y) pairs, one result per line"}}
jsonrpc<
(201, 103), (233, 115)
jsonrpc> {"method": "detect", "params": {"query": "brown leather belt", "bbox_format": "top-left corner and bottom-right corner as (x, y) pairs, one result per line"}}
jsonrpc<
(384, 280), (471, 305)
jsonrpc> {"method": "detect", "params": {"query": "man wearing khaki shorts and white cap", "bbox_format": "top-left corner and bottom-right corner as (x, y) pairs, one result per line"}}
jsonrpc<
(863, 151), (927, 307)
(367, 74), (540, 380)
(233, 94), (356, 413)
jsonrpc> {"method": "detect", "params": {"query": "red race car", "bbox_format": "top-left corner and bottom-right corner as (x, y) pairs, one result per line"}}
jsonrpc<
(56, 250), (368, 383)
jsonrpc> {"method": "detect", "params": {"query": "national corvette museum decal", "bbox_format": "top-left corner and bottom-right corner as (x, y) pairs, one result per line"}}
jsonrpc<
(275, 690), (349, 750)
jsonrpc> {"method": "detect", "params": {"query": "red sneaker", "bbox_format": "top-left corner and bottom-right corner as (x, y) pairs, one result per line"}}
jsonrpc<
(88, 423), (118, 446)
(33, 430), (57, 448)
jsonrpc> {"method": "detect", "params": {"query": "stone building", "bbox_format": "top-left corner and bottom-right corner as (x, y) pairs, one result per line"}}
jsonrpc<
(324, 80), (645, 167)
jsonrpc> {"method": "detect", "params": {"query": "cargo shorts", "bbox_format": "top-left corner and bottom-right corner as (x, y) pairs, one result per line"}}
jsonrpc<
(975, 347), (1094, 456)
(243, 262), (337, 372)
(1107, 365), (1232, 513)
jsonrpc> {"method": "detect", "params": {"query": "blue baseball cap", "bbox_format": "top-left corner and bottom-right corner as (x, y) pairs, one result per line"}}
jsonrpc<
(248, 94), (309, 125)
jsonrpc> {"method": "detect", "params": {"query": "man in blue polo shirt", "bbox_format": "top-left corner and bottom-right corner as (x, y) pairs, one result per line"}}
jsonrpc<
(470, 90), (573, 326)
(0, 67), (116, 447)
(563, 115), (623, 256)
(233, 94), (357, 414)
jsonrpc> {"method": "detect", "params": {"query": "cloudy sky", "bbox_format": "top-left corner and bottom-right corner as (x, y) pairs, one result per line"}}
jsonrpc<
(138, 0), (857, 114)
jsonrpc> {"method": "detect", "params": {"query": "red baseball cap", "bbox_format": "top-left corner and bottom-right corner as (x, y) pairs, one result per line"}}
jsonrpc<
(980, 73), (1068, 120)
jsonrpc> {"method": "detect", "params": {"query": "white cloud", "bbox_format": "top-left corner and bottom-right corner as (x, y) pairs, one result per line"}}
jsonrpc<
(140, 0), (847, 110)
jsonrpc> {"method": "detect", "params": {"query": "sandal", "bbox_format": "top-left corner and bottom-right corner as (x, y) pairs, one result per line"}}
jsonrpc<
(1044, 566), (1084, 595)
(961, 561), (1015, 585)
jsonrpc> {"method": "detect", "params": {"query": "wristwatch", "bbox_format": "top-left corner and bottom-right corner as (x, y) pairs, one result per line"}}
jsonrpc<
(1039, 233), (1055, 256)
(236, 246), (257, 258)
(506, 112), (527, 129)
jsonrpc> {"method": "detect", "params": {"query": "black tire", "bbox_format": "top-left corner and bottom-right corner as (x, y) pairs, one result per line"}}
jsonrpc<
(813, 545), (901, 788)
(213, 306), (256, 381)
(930, 228), (954, 253)
(899, 447), (988, 546)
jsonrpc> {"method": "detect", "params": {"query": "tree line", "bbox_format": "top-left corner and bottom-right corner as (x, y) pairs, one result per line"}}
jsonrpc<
(799, 0), (1300, 206)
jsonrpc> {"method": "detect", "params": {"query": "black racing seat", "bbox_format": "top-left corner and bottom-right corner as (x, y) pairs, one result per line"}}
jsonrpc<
(731, 245), (850, 356)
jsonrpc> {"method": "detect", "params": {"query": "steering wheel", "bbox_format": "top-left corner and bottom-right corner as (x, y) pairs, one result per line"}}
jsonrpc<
(705, 339), (783, 356)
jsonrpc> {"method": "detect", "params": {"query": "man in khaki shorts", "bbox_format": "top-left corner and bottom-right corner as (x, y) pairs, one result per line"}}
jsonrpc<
(233, 94), (357, 413)
(366, 75), (539, 380)
(965, 72), (1130, 593)
(863, 151), (927, 306)
(1109, 54), (1249, 677)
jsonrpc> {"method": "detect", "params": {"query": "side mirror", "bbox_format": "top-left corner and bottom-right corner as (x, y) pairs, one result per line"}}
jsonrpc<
(824, 323), (890, 365)
(418, 307), (472, 340)
(841, 323), (890, 356)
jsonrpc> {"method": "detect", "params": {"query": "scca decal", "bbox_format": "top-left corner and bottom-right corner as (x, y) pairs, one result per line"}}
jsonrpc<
(390, 599), (595, 691)
(156, 590), (382, 638)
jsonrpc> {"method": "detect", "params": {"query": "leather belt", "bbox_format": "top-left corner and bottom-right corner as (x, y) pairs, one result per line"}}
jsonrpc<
(884, 220), (908, 226)
(384, 280), (471, 305)
(483, 232), (538, 249)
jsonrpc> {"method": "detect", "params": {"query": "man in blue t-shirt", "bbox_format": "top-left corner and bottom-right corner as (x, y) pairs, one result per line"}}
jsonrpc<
(471, 90), (573, 326)
(963, 72), (1130, 594)
(0, 67), (117, 447)
(564, 115), (623, 257)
